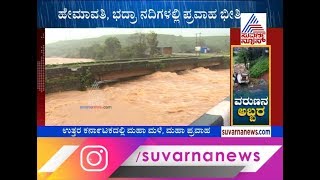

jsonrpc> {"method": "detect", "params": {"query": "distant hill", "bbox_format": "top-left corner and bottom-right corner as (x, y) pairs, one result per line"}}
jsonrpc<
(46, 34), (229, 57)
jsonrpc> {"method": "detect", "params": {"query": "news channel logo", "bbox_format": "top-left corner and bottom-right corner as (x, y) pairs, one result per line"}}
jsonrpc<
(80, 145), (108, 172)
(241, 13), (267, 45)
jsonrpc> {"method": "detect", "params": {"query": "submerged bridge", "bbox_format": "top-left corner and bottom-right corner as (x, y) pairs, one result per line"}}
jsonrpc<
(45, 55), (229, 93)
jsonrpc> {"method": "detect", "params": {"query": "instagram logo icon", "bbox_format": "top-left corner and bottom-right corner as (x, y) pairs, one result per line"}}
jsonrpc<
(80, 145), (108, 172)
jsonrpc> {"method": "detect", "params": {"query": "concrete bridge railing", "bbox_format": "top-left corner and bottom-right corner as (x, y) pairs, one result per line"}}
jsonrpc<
(190, 97), (230, 126)
(45, 56), (229, 93)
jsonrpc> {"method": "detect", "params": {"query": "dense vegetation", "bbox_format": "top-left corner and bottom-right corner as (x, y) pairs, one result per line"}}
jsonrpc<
(46, 33), (229, 59)
(234, 47), (269, 78)
(249, 56), (269, 78)
(71, 32), (160, 60)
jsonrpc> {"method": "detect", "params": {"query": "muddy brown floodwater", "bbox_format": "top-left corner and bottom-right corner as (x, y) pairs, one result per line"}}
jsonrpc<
(45, 57), (95, 65)
(45, 67), (230, 125)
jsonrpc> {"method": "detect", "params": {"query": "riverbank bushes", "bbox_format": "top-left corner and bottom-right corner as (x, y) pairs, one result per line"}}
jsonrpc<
(249, 56), (269, 78)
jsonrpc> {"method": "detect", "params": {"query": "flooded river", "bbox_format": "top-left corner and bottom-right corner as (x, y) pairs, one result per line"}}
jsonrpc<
(45, 67), (230, 125)
(45, 57), (95, 65)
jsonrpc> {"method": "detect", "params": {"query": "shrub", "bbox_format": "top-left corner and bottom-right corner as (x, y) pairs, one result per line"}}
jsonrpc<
(249, 56), (269, 78)
(79, 67), (94, 91)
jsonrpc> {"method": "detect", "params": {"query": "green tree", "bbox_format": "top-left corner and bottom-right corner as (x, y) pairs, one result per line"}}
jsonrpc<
(249, 57), (269, 78)
(179, 44), (189, 53)
(129, 33), (147, 58)
(235, 47), (269, 69)
(146, 31), (159, 57)
(93, 44), (105, 60)
(248, 47), (268, 60)
(79, 47), (89, 58)
(236, 48), (250, 69)
(104, 37), (121, 59)
(87, 46), (96, 59)
(120, 46), (134, 59)
(79, 68), (93, 91)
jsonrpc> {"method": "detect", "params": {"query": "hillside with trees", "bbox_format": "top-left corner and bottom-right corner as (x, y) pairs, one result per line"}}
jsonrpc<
(233, 47), (269, 78)
(46, 33), (229, 59)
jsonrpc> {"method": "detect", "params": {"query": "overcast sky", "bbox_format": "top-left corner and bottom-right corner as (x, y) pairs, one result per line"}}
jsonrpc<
(45, 28), (229, 44)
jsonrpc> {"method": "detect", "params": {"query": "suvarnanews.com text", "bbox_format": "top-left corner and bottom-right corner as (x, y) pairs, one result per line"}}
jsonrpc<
(221, 129), (271, 136)
(220, 126), (272, 137)
(136, 150), (260, 163)
(80, 105), (112, 109)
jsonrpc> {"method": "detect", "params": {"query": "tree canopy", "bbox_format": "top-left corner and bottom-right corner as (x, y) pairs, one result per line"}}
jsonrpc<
(79, 32), (158, 60)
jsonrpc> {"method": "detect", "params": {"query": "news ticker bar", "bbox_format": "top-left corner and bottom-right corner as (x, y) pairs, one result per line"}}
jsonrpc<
(37, 126), (282, 137)
(37, 0), (283, 28)
(37, 138), (283, 179)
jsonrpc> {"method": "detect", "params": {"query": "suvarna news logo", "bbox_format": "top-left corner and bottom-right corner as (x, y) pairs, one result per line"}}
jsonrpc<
(241, 13), (267, 45)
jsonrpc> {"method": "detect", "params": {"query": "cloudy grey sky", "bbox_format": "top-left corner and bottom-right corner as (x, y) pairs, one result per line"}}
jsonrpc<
(45, 28), (229, 44)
